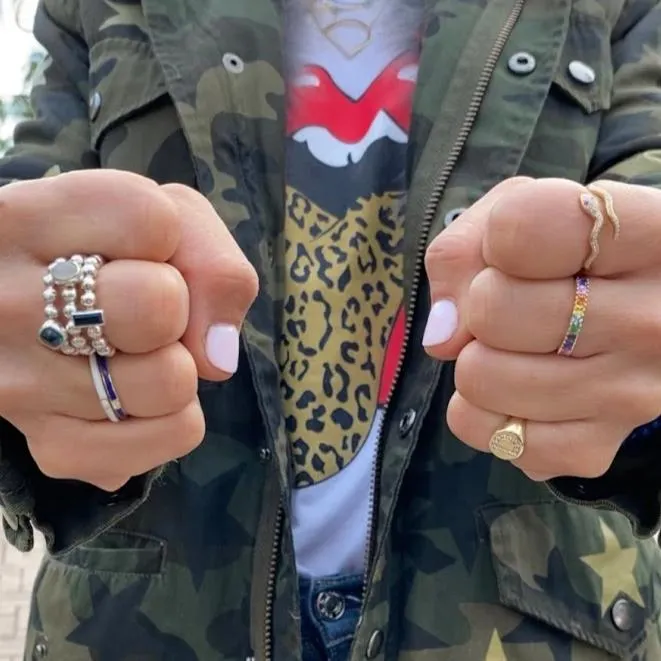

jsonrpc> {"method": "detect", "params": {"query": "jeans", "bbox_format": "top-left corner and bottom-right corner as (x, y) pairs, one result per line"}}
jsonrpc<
(299, 573), (363, 661)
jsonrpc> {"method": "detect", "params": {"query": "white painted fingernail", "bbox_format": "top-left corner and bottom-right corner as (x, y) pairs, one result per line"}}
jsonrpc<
(422, 299), (458, 347)
(205, 324), (239, 373)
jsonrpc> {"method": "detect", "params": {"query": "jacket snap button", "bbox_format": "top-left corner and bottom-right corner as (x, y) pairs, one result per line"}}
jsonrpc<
(568, 60), (596, 85)
(316, 591), (346, 621)
(33, 636), (48, 659)
(611, 598), (634, 632)
(444, 207), (467, 227)
(222, 52), (245, 74)
(258, 447), (272, 462)
(1, 508), (19, 531)
(398, 409), (417, 437)
(89, 92), (102, 121)
(365, 629), (384, 658)
(507, 51), (536, 75)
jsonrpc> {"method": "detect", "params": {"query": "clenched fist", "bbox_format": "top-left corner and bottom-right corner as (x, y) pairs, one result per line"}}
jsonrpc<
(423, 177), (661, 481)
(0, 170), (258, 491)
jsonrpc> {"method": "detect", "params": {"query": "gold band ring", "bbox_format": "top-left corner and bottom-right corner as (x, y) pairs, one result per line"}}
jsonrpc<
(489, 417), (526, 461)
(579, 184), (620, 271)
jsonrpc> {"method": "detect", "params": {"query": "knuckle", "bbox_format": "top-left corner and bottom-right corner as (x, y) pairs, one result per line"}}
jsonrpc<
(220, 258), (259, 298)
(153, 344), (199, 412)
(169, 402), (206, 458)
(138, 267), (189, 346)
(210, 258), (260, 314)
(133, 186), (181, 260)
(454, 341), (486, 404)
(466, 268), (501, 341)
(426, 229), (477, 275)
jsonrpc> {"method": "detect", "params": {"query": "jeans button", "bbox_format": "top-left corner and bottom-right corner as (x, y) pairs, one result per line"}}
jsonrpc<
(365, 629), (384, 658)
(316, 591), (346, 621)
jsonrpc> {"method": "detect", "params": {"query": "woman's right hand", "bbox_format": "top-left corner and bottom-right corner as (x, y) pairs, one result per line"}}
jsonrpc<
(0, 170), (259, 492)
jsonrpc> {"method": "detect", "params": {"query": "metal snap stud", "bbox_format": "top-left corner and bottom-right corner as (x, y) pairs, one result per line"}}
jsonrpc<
(365, 629), (384, 659)
(398, 409), (417, 437)
(258, 447), (272, 463)
(316, 591), (346, 621)
(444, 207), (467, 227)
(508, 51), (536, 76)
(568, 60), (596, 85)
(611, 598), (634, 632)
(89, 92), (102, 121)
(222, 52), (245, 74)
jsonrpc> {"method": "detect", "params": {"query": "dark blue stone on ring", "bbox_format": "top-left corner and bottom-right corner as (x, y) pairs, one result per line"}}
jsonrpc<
(72, 310), (105, 329)
(95, 354), (128, 420)
(38, 321), (66, 349)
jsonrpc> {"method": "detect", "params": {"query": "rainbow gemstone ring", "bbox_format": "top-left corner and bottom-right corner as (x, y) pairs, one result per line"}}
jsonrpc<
(558, 275), (591, 357)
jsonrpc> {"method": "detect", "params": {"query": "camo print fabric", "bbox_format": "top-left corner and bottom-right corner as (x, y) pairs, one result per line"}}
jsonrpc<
(2, 0), (661, 659)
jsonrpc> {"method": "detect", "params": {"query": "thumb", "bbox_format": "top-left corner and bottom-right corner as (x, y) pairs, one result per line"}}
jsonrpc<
(423, 177), (531, 361)
(162, 184), (259, 381)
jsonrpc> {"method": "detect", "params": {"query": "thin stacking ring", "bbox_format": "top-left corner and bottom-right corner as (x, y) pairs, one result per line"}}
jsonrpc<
(558, 275), (590, 357)
(89, 353), (127, 423)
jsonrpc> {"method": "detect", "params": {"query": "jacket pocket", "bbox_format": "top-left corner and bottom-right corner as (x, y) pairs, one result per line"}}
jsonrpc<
(51, 528), (166, 576)
(26, 530), (167, 661)
(481, 501), (661, 659)
(551, 7), (613, 115)
(523, 3), (613, 182)
(88, 38), (169, 151)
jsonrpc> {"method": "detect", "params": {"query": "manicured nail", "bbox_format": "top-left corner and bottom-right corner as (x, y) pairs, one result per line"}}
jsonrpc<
(422, 299), (458, 347)
(205, 324), (239, 373)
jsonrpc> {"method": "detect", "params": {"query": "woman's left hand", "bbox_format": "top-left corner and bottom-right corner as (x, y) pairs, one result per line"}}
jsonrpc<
(423, 176), (661, 481)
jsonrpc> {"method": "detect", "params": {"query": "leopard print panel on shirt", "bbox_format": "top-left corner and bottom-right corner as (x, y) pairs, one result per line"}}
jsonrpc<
(280, 185), (405, 487)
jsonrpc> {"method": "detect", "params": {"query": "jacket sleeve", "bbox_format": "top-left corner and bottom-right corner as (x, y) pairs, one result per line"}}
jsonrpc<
(550, 0), (661, 539)
(0, 1), (159, 555)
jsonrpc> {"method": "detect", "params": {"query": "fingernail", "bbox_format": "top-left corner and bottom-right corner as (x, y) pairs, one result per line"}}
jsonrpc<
(422, 299), (458, 347)
(205, 324), (240, 373)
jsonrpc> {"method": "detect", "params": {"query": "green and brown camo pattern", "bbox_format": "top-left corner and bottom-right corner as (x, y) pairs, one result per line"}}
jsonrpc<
(2, 0), (661, 659)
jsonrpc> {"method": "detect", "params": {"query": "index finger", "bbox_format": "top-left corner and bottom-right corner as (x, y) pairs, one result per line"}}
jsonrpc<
(483, 178), (661, 278)
(0, 170), (181, 262)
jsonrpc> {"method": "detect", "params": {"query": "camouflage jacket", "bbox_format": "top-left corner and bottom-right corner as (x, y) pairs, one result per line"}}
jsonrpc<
(2, 0), (661, 659)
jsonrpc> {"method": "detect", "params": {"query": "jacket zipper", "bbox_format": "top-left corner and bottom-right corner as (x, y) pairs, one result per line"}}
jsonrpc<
(261, 2), (528, 658)
(263, 497), (284, 661)
(360, 0), (528, 605)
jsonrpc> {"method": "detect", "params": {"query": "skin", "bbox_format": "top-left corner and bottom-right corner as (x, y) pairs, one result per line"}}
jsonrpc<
(0, 170), (258, 492)
(424, 176), (661, 482)
(0, 172), (657, 491)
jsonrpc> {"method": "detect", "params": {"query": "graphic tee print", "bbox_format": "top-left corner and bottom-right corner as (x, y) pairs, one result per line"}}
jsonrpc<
(281, 0), (424, 576)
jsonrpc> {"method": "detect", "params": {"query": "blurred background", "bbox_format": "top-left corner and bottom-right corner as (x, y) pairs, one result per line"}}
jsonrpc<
(0, 7), (46, 661)
(0, 0), (43, 154)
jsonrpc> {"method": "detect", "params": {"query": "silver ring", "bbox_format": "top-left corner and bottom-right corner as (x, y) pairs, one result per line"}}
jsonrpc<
(89, 353), (127, 423)
(38, 255), (115, 356)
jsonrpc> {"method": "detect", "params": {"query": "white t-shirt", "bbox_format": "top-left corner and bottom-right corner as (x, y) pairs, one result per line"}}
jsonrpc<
(280, 0), (425, 578)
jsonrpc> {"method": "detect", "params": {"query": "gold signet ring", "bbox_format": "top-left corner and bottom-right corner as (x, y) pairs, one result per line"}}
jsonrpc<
(489, 418), (526, 461)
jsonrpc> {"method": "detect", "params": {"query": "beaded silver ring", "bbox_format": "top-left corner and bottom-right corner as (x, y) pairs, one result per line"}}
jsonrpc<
(37, 255), (115, 357)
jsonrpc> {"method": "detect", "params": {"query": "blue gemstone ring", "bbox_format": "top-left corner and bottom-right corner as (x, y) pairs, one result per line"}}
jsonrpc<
(89, 353), (127, 423)
(39, 255), (115, 357)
